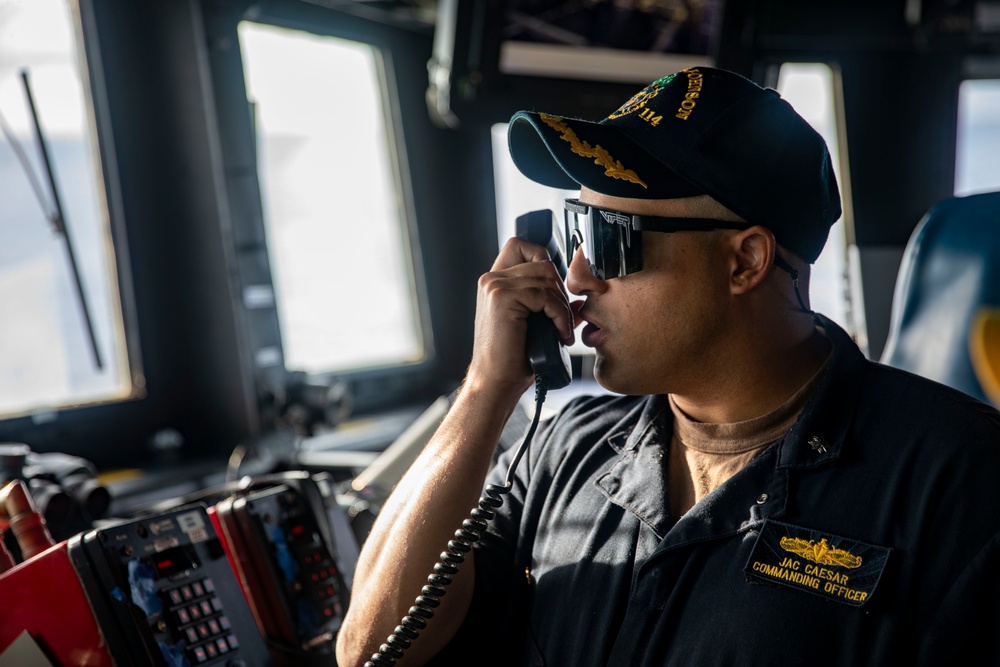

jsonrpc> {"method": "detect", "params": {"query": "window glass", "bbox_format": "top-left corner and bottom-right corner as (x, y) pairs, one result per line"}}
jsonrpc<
(956, 79), (1000, 196)
(239, 22), (423, 374)
(776, 63), (850, 331)
(0, 0), (132, 418)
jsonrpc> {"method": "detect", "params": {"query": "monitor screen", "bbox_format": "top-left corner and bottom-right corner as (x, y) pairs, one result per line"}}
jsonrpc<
(499, 0), (719, 83)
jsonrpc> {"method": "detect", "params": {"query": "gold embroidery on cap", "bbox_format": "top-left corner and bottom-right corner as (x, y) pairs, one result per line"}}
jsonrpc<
(607, 83), (661, 120)
(539, 114), (647, 189)
(607, 73), (677, 125)
(780, 536), (863, 569)
(675, 68), (704, 121)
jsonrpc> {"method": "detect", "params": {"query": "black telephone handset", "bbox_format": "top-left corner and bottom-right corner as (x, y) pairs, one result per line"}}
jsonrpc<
(516, 209), (573, 390)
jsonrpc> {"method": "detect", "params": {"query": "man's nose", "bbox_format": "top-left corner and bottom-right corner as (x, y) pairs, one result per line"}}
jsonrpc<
(566, 247), (606, 296)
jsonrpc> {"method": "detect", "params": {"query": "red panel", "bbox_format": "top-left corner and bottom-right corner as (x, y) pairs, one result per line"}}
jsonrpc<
(207, 505), (244, 598)
(0, 542), (113, 667)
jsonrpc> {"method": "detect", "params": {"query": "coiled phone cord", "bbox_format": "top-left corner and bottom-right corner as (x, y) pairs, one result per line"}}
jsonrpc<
(364, 378), (549, 667)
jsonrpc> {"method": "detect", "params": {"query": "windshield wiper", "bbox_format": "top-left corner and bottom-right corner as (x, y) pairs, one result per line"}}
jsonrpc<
(0, 70), (103, 370)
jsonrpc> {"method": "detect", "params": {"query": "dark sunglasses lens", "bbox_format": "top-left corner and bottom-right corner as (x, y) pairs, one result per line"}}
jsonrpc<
(618, 221), (643, 276)
(564, 201), (644, 279)
(567, 210), (604, 279)
(595, 214), (621, 279)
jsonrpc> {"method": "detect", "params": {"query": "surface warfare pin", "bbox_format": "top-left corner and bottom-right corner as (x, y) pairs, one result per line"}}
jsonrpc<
(745, 519), (891, 607)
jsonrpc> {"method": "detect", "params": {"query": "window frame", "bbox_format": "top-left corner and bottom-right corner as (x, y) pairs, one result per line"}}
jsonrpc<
(203, 0), (439, 416)
(0, 0), (144, 422)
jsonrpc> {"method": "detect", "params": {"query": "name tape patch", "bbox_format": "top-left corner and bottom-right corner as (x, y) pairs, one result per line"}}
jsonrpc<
(745, 519), (890, 607)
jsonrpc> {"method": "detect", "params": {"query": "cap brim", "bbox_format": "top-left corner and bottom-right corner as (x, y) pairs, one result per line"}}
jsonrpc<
(508, 111), (703, 199)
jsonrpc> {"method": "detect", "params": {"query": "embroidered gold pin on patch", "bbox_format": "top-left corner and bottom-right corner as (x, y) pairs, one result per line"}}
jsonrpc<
(539, 114), (647, 188)
(780, 536), (862, 569)
(745, 519), (890, 607)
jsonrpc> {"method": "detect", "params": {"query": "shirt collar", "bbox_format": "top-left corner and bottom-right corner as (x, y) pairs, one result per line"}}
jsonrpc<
(774, 313), (867, 470)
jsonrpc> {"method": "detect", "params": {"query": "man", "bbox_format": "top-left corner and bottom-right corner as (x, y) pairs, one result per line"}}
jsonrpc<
(337, 67), (1000, 666)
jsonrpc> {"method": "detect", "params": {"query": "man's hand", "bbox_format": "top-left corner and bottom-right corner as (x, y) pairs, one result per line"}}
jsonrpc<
(466, 237), (576, 396)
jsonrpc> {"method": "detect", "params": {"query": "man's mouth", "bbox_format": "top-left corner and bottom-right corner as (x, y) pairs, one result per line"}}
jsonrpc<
(580, 320), (604, 347)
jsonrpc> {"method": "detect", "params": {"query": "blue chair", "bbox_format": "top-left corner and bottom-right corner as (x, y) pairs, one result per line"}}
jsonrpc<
(881, 190), (1000, 407)
(970, 306), (1000, 406)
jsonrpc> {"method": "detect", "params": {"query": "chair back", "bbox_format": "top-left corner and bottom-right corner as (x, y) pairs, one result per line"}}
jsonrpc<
(881, 190), (1000, 406)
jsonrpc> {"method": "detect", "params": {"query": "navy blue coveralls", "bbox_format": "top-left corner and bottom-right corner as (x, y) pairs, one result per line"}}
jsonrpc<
(433, 315), (1000, 666)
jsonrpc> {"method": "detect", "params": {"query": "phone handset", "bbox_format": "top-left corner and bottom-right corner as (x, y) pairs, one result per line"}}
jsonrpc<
(516, 210), (572, 391)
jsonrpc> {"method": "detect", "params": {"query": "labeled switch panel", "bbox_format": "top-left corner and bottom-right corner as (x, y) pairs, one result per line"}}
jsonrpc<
(68, 505), (270, 667)
(214, 480), (348, 661)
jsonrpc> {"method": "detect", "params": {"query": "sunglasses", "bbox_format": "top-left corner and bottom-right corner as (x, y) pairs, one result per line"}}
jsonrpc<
(563, 198), (747, 279)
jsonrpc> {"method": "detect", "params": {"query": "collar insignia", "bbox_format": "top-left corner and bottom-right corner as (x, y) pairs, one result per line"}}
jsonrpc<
(745, 519), (890, 607)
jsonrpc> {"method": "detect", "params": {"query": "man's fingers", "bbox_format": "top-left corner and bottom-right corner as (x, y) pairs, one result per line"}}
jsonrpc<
(542, 296), (576, 346)
(470, 237), (575, 385)
(491, 237), (557, 271)
(478, 270), (574, 343)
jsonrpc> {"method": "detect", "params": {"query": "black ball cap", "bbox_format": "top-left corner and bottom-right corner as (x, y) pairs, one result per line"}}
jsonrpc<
(508, 67), (842, 263)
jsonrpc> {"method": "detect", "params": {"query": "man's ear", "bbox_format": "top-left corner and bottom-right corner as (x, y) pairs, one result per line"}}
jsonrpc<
(729, 225), (776, 295)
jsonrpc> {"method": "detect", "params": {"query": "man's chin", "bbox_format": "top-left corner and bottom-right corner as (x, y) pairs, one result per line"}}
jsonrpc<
(592, 357), (636, 396)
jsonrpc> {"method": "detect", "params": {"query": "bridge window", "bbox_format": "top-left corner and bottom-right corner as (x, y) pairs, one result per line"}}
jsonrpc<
(238, 22), (424, 374)
(956, 79), (1000, 196)
(0, 0), (133, 418)
(776, 63), (851, 335)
